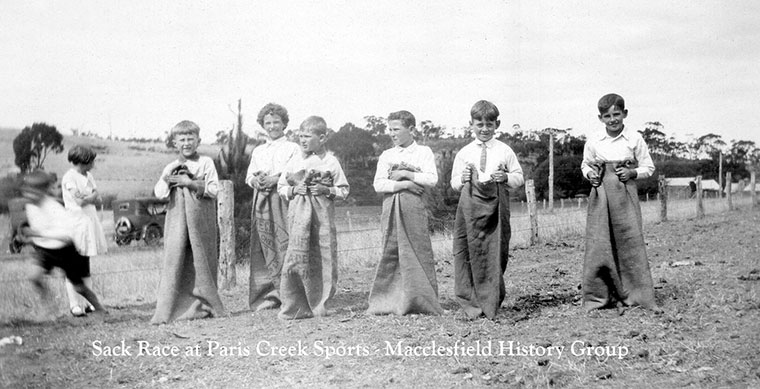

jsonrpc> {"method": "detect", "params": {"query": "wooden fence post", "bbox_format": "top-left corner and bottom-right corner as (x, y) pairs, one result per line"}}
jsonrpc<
(658, 175), (667, 222)
(752, 171), (757, 210)
(726, 172), (733, 211)
(526, 180), (539, 246)
(696, 175), (704, 218)
(346, 210), (353, 231)
(217, 180), (237, 290)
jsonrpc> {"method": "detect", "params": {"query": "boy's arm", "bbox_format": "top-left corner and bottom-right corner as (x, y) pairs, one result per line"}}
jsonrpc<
(329, 161), (350, 200)
(373, 152), (394, 193)
(502, 148), (524, 189)
(450, 152), (465, 192)
(410, 147), (438, 188)
(277, 166), (294, 200)
(580, 142), (596, 180)
(187, 158), (219, 198)
(633, 136), (655, 180)
(154, 163), (174, 199)
(244, 151), (260, 188)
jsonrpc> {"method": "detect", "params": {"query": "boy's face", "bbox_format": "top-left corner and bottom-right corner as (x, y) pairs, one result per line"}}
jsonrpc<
(298, 128), (325, 154)
(263, 113), (286, 141)
(388, 120), (414, 148)
(470, 118), (500, 143)
(173, 133), (200, 158)
(598, 105), (628, 134)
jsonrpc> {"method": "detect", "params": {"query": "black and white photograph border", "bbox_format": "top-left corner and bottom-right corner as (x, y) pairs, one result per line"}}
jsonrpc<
(1, 1), (759, 387)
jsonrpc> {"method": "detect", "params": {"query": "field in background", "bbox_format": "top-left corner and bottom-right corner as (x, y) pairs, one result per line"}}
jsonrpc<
(1, 193), (754, 322)
(0, 128), (220, 201)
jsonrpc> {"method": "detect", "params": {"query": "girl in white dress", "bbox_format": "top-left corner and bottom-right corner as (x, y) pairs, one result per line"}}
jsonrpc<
(61, 145), (108, 316)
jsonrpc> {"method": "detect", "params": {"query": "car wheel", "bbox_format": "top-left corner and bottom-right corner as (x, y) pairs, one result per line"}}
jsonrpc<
(115, 236), (132, 246)
(144, 225), (162, 246)
(9, 239), (23, 254)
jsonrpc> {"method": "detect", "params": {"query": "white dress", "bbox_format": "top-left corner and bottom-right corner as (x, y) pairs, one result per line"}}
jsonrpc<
(62, 169), (108, 256)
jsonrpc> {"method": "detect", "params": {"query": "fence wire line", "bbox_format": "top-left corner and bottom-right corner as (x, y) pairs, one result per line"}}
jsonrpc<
(3, 197), (755, 284)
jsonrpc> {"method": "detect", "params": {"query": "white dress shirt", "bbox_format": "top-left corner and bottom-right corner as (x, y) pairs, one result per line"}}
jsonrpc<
(26, 197), (75, 249)
(154, 155), (219, 199)
(450, 138), (524, 192)
(277, 152), (350, 200)
(374, 141), (438, 193)
(245, 136), (301, 188)
(581, 126), (655, 180)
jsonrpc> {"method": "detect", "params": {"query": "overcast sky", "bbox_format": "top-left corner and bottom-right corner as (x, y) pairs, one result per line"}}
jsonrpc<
(2, 0), (759, 146)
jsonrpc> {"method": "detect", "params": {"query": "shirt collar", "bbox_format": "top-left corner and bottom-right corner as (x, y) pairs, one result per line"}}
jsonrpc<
(599, 126), (630, 141)
(475, 138), (495, 148)
(396, 141), (418, 153)
(266, 136), (287, 146)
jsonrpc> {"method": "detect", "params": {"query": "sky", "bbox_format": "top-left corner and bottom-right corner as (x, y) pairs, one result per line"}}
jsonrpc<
(2, 0), (759, 146)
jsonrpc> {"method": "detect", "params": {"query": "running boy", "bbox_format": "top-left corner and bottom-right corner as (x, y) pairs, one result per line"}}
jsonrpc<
(246, 103), (300, 312)
(368, 110), (443, 315)
(580, 93), (657, 311)
(276, 116), (349, 320)
(22, 171), (107, 314)
(151, 120), (226, 324)
(450, 100), (524, 319)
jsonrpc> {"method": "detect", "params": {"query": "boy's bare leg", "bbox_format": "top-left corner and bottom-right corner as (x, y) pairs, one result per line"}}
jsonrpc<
(30, 267), (52, 301)
(71, 283), (107, 314)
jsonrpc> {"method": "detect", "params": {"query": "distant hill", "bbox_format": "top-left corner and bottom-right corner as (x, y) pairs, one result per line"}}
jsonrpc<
(0, 129), (221, 200)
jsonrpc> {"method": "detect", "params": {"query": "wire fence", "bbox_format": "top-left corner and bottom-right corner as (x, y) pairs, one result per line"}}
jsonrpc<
(1, 175), (758, 285)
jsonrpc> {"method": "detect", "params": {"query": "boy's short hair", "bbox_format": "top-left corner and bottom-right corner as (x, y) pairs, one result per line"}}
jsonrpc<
(387, 110), (416, 129)
(22, 171), (55, 192)
(300, 116), (328, 136)
(598, 94), (625, 114)
(470, 100), (500, 122)
(170, 120), (201, 137)
(257, 103), (290, 128)
(67, 145), (97, 165)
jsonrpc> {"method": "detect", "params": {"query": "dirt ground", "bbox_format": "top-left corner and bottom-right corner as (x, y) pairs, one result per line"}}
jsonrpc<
(1, 210), (759, 388)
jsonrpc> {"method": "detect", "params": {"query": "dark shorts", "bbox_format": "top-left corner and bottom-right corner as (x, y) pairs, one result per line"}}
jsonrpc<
(33, 244), (91, 285)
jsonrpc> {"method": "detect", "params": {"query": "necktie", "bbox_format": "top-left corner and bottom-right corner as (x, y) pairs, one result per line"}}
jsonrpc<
(479, 143), (487, 172)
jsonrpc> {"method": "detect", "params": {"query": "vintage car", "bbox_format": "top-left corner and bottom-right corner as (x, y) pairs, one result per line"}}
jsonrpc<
(7, 197), (31, 254)
(112, 197), (168, 246)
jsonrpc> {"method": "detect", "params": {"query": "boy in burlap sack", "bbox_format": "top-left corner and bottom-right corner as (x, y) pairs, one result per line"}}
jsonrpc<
(151, 120), (226, 324)
(245, 103), (300, 312)
(581, 93), (658, 312)
(368, 110), (443, 316)
(276, 116), (349, 320)
(450, 100), (524, 320)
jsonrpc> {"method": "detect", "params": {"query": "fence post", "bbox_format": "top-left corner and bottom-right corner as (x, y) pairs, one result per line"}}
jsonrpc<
(560, 198), (564, 209)
(726, 171), (733, 211)
(696, 175), (704, 218)
(217, 180), (237, 290)
(752, 171), (757, 210)
(658, 175), (667, 222)
(346, 210), (353, 231)
(526, 180), (539, 246)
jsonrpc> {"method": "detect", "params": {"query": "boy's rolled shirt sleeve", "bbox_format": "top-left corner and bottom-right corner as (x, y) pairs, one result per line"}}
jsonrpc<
(580, 142), (596, 180)
(503, 149), (524, 189)
(329, 162), (350, 200)
(245, 157), (260, 188)
(450, 153), (465, 192)
(201, 158), (219, 198)
(154, 165), (172, 199)
(277, 163), (294, 200)
(633, 138), (655, 180)
(373, 152), (394, 193)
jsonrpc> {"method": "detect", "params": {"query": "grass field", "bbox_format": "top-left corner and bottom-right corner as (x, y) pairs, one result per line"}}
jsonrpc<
(0, 204), (758, 387)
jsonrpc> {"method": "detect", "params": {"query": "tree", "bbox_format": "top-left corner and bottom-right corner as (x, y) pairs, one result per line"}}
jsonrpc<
(364, 115), (387, 136)
(327, 123), (377, 167)
(639, 122), (668, 160)
(419, 120), (442, 144)
(13, 122), (65, 173)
